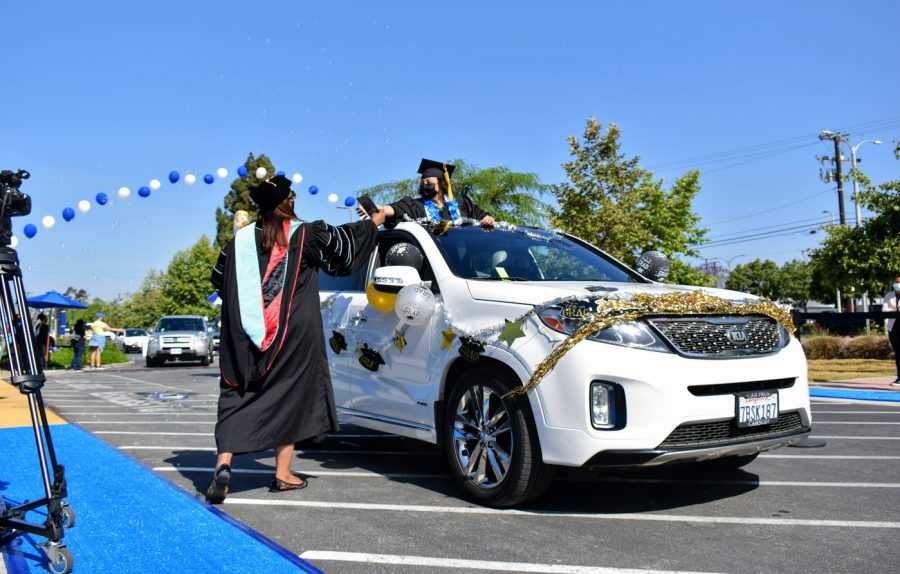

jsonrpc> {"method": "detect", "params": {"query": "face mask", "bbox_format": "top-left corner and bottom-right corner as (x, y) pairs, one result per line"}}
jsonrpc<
(419, 183), (437, 200)
(893, 282), (900, 291)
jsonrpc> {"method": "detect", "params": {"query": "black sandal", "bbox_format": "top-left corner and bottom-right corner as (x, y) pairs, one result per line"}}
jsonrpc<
(205, 464), (232, 504)
(269, 476), (308, 492)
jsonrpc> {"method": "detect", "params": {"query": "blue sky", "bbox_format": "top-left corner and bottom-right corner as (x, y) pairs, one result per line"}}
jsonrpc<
(2, 1), (898, 301)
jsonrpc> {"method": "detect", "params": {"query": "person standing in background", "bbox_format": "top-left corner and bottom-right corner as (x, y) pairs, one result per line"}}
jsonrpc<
(69, 319), (86, 371)
(34, 313), (49, 369)
(882, 275), (900, 386)
(89, 312), (110, 369)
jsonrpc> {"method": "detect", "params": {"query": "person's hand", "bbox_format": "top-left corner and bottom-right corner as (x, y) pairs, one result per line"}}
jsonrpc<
(369, 208), (387, 228)
(356, 205), (372, 219)
(480, 215), (495, 226)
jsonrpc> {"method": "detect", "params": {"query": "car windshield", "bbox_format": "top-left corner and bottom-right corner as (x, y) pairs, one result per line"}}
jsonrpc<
(429, 226), (644, 283)
(125, 329), (146, 337)
(155, 318), (205, 332)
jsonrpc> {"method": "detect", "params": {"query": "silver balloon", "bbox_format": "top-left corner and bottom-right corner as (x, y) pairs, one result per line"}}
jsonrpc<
(394, 285), (436, 326)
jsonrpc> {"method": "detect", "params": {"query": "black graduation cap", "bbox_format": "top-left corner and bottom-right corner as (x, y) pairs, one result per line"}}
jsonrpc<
(250, 174), (292, 211)
(417, 159), (455, 180)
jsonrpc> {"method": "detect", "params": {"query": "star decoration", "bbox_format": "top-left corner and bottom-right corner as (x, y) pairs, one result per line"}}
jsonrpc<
(441, 327), (457, 350)
(498, 318), (526, 347)
(393, 329), (407, 352)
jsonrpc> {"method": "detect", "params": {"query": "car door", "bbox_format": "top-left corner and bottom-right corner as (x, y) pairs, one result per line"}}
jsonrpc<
(346, 233), (436, 430)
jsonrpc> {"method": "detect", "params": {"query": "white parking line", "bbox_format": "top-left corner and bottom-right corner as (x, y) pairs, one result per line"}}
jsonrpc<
(761, 454), (900, 460)
(812, 435), (900, 440)
(120, 446), (217, 451)
(79, 421), (214, 425)
(813, 421), (900, 425)
(154, 466), (442, 479)
(224, 499), (900, 529)
(95, 431), (213, 436)
(299, 550), (724, 574)
(54, 412), (215, 416)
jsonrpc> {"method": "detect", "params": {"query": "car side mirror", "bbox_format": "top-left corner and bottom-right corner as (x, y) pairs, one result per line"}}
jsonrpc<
(372, 265), (422, 294)
(635, 250), (671, 282)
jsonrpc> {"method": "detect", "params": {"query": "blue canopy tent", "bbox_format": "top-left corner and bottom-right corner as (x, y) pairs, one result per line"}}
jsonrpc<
(26, 290), (89, 338)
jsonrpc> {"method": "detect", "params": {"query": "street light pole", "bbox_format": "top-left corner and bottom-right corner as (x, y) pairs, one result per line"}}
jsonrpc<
(847, 138), (883, 330)
(335, 206), (354, 223)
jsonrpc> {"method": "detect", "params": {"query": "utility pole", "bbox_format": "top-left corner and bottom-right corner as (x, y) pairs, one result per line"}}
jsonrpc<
(818, 131), (846, 225)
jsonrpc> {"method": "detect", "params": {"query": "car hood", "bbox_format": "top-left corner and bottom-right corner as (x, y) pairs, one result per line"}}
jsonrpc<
(465, 280), (758, 306)
(153, 331), (205, 337)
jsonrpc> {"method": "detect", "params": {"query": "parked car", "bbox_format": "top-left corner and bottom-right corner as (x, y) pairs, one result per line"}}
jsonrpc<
(145, 315), (213, 367)
(120, 328), (149, 353)
(209, 325), (220, 354)
(318, 222), (812, 507)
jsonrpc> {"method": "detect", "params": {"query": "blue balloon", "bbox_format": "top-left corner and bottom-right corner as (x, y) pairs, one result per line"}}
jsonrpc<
(62, 207), (76, 222)
(275, 170), (285, 177)
(138, 186), (151, 198)
(168, 171), (180, 183)
(96, 192), (108, 205)
(23, 224), (37, 238)
(237, 166), (248, 177)
(308, 185), (318, 195)
(344, 196), (356, 207)
(203, 174), (214, 184)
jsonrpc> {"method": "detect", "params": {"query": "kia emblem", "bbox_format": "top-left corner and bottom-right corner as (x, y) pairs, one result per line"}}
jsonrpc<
(726, 328), (749, 345)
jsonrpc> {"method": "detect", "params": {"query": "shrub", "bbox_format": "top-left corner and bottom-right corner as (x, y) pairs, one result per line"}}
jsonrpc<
(842, 336), (894, 360)
(801, 336), (844, 360)
(48, 344), (130, 369)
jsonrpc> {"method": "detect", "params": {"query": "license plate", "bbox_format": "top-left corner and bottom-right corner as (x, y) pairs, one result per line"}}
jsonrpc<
(170, 348), (182, 355)
(735, 391), (778, 428)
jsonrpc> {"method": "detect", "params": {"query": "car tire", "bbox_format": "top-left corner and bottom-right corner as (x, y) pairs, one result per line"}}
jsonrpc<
(145, 357), (159, 368)
(443, 367), (555, 507)
(200, 353), (210, 367)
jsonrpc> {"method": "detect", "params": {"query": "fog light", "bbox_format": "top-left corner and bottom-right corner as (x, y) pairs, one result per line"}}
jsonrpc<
(590, 382), (616, 429)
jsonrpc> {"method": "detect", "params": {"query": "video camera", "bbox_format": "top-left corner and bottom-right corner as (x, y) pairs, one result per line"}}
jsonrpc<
(0, 169), (33, 246)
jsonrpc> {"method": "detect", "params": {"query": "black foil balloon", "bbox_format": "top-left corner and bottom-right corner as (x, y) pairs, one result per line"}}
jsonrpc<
(636, 251), (670, 282)
(385, 242), (424, 271)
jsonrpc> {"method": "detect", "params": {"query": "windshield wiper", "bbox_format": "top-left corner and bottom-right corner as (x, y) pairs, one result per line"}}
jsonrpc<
(467, 276), (531, 281)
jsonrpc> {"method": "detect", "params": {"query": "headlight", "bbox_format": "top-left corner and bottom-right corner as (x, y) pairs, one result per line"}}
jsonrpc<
(537, 307), (670, 353)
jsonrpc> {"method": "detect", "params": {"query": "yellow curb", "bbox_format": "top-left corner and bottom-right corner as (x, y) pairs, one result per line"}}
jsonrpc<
(0, 380), (66, 428)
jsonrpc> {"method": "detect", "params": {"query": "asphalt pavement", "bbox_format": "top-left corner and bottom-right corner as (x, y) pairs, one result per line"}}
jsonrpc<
(3, 359), (899, 573)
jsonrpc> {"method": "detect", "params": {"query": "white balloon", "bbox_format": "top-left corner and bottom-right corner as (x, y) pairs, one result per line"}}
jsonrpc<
(78, 200), (91, 214)
(255, 167), (268, 179)
(117, 186), (131, 199)
(216, 167), (228, 178)
(149, 179), (161, 190)
(292, 172), (303, 184)
(327, 193), (339, 203)
(185, 173), (197, 185)
(42, 215), (56, 230)
(10, 236), (18, 248)
(394, 284), (436, 326)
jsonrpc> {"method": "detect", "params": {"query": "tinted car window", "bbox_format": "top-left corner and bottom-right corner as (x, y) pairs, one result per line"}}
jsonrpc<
(125, 329), (146, 337)
(155, 318), (206, 332)
(431, 227), (643, 282)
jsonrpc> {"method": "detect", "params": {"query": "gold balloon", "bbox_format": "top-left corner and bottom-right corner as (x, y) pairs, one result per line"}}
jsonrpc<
(366, 282), (397, 312)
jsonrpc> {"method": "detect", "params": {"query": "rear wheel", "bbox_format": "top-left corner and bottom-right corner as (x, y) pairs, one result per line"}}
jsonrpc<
(443, 367), (555, 507)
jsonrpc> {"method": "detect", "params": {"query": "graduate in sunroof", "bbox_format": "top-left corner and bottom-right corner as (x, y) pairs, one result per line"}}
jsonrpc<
(372, 159), (495, 228)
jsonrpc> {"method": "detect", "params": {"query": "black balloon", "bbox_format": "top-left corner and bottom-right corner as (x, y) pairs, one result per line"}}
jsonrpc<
(385, 242), (424, 270)
(636, 250), (670, 282)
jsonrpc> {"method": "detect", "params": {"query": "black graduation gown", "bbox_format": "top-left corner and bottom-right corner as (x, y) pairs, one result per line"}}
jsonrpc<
(211, 219), (378, 454)
(384, 194), (489, 229)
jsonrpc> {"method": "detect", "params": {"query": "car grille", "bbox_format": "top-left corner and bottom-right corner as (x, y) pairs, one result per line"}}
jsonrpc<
(658, 411), (806, 449)
(647, 315), (783, 357)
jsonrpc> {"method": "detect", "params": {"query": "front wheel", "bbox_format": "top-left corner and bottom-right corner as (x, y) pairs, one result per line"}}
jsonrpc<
(443, 368), (554, 507)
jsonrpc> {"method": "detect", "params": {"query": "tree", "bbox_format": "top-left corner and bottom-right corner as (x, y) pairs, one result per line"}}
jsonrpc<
(157, 236), (220, 317)
(63, 287), (89, 304)
(551, 118), (712, 286)
(725, 258), (811, 307)
(726, 259), (782, 300)
(214, 153), (276, 250)
(358, 159), (551, 227)
(808, 144), (900, 303)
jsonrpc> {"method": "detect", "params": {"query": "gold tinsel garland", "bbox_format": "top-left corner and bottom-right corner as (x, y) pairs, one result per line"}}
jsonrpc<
(508, 291), (795, 397)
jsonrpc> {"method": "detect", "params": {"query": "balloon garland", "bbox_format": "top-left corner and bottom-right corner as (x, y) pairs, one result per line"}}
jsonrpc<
(12, 163), (341, 243)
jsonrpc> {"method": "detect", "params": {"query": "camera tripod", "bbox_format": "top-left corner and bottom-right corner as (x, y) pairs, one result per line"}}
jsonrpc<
(0, 245), (75, 573)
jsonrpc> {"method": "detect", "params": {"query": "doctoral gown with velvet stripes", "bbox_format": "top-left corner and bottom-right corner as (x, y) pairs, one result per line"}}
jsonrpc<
(211, 219), (378, 454)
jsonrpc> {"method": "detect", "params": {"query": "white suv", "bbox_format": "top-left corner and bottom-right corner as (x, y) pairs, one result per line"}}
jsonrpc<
(145, 315), (213, 367)
(319, 223), (811, 507)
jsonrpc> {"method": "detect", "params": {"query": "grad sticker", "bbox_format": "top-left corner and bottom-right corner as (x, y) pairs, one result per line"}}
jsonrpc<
(358, 343), (385, 372)
(329, 331), (347, 354)
(458, 336), (485, 363)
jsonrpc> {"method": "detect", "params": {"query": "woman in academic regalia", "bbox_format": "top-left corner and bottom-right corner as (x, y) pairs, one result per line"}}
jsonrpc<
(206, 175), (385, 503)
(379, 159), (495, 228)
